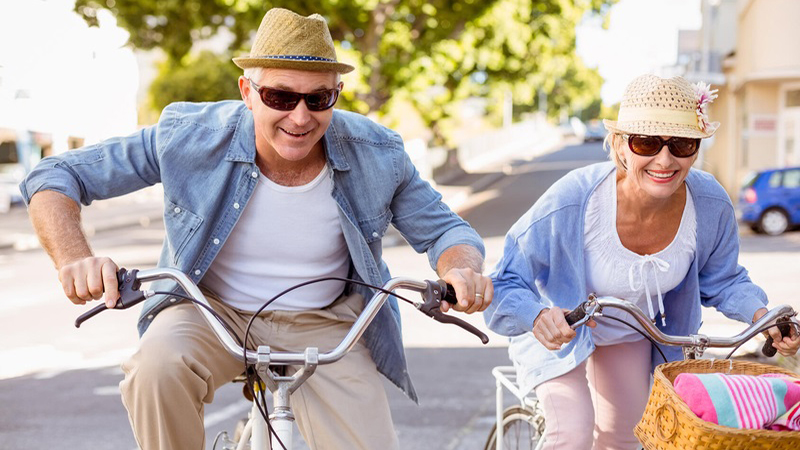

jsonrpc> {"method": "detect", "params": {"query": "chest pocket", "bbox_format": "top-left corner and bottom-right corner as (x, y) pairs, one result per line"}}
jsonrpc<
(164, 199), (203, 265)
(357, 208), (393, 243)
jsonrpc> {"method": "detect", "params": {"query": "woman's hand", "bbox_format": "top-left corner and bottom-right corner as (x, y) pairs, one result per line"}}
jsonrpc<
(533, 307), (596, 351)
(754, 308), (800, 357)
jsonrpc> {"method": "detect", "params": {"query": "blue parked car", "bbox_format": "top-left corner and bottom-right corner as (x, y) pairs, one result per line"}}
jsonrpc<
(737, 166), (800, 235)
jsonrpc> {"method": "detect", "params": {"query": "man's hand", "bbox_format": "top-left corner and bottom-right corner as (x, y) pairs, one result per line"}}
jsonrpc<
(440, 267), (493, 314)
(58, 257), (120, 308)
(533, 307), (596, 351)
(436, 244), (491, 313)
(29, 191), (120, 307)
(753, 308), (800, 357)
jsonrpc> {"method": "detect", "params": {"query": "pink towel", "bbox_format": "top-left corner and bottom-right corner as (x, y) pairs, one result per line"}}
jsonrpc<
(673, 372), (800, 431)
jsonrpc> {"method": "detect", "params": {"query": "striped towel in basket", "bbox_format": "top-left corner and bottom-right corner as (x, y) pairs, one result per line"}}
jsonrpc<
(673, 372), (800, 431)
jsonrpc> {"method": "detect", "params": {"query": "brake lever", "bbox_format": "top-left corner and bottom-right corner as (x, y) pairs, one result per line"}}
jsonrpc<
(75, 268), (146, 328)
(565, 294), (602, 329)
(417, 279), (489, 344)
(761, 315), (798, 357)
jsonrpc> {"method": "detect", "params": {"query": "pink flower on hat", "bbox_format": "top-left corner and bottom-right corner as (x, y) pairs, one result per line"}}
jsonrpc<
(694, 82), (718, 132)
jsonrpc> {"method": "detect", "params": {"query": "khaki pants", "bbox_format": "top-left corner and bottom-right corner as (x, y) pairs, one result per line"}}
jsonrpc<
(120, 290), (399, 450)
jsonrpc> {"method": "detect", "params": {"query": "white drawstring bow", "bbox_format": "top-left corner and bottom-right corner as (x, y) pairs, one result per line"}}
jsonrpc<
(628, 255), (670, 326)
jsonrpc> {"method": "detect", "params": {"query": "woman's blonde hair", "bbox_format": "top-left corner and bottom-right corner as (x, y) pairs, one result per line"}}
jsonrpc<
(603, 132), (627, 172)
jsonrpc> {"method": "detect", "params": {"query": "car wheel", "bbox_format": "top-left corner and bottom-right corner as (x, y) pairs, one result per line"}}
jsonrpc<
(758, 208), (789, 236)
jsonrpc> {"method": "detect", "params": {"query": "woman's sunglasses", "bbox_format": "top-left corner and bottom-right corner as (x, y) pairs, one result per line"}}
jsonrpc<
(248, 79), (340, 112)
(624, 135), (701, 158)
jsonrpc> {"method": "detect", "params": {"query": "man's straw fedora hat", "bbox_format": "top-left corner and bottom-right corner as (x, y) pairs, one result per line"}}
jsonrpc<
(603, 74), (719, 139)
(233, 8), (354, 74)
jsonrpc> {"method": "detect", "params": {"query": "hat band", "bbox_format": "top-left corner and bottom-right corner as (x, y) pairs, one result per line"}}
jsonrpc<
(247, 55), (338, 63)
(617, 108), (697, 126)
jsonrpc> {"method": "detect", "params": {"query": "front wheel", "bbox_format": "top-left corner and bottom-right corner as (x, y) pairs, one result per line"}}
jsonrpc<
(758, 208), (790, 236)
(483, 405), (545, 450)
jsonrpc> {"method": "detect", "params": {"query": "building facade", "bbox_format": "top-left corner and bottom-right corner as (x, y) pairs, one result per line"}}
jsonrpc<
(683, 0), (800, 196)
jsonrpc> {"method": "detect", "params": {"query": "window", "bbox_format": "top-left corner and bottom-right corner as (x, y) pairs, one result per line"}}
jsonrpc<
(787, 89), (800, 108)
(741, 171), (759, 188)
(782, 169), (800, 188)
(0, 141), (18, 164)
(768, 171), (782, 188)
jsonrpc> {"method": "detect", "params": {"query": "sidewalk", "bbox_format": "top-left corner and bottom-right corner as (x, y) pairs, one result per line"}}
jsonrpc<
(0, 186), (165, 251)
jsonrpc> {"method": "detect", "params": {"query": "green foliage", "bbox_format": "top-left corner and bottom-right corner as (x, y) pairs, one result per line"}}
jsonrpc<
(601, 101), (621, 122)
(75, 0), (616, 147)
(149, 51), (242, 111)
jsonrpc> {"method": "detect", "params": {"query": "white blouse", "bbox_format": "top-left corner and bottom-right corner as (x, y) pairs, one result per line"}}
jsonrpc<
(584, 171), (697, 346)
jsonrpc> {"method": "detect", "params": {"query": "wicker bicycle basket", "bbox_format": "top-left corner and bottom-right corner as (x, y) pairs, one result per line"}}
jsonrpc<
(634, 359), (800, 450)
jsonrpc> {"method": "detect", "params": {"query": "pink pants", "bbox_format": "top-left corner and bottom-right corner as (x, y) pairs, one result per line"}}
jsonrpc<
(534, 339), (652, 450)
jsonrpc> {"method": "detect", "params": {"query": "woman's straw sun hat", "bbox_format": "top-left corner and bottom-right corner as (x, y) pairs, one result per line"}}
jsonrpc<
(603, 74), (719, 139)
(233, 8), (354, 74)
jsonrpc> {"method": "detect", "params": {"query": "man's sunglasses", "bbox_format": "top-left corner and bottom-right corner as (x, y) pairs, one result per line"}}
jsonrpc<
(248, 79), (340, 112)
(624, 135), (701, 158)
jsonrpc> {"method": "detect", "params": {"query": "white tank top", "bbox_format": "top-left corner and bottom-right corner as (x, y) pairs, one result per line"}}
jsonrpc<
(203, 164), (351, 311)
(584, 171), (696, 345)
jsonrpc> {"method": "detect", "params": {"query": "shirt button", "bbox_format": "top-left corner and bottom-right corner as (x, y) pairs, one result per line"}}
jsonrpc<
(372, 231), (379, 238)
(213, 238), (220, 245)
(251, 171), (258, 178)
(169, 298), (177, 303)
(147, 314), (154, 320)
(233, 202), (240, 209)
(173, 207), (181, 214)
(194, 270), (201, 276)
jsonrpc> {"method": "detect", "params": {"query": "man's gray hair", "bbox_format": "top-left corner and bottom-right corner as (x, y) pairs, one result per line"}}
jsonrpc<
(243, 67), (266, 81)
(243, 67), (340, 84)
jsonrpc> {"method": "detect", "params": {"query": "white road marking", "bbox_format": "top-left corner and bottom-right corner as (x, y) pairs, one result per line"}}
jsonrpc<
(204, 400), (251, 429)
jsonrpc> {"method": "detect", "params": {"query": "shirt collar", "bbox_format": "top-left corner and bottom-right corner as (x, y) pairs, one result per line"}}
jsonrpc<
(224, 106), (257, 163)
(322, 111), (350, 171)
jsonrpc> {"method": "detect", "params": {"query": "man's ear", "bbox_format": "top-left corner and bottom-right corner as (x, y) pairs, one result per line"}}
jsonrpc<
(238, 76), (253, 110)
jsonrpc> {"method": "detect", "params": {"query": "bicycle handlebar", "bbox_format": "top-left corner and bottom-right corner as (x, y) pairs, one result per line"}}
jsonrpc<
(75, 268), (489, 365)
(563, 294), (797, 357)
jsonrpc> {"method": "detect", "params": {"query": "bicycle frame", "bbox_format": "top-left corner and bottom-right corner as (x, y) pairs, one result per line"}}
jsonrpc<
(486, 294), (798, 450)
(99, 268), (485, 450)
(491, 366), (544, 450)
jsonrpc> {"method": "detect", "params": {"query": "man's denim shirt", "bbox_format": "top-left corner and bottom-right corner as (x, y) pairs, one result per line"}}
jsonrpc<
(21, 101), (484, 402)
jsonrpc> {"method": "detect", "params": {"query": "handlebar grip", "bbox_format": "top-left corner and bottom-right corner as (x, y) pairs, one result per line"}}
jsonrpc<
(440, 282), (458, 305)
(75, 303), (109, 328)
(564, 305), (587, 327)
(761, 317), (793, 357)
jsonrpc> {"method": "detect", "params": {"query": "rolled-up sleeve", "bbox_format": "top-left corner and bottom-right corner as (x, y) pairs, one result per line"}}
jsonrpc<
(388, 137), (484, 269)
(485, 229), (547, 336)
(699, 204), (768, 323)
(20, 107), (173, 207)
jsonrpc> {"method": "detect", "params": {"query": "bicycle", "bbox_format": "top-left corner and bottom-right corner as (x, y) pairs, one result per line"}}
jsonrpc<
(74, 267), (489, 450)
(483, 293), (798, 450)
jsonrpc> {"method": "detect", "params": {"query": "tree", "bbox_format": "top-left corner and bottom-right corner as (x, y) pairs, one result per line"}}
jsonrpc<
(149, 51), (242, 112)
(75, 0), (614, 147)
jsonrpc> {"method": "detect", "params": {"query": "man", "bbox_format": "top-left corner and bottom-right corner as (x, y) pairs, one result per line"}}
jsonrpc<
(21, 8), (492, 450)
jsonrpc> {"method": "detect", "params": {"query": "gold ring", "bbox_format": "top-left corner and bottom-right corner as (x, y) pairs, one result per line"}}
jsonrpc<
(475, 294), (484, 298)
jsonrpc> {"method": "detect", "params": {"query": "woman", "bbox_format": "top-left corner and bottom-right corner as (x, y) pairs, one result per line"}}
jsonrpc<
(484, 74), (800, 449)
